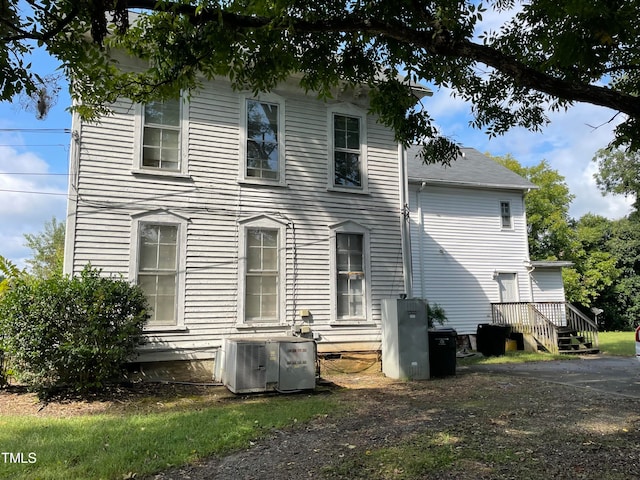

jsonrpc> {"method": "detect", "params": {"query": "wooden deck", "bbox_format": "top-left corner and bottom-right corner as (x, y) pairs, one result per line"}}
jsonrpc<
(491, 302), (599, 354)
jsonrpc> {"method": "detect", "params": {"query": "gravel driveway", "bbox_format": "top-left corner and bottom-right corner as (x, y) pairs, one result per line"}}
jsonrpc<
(151, 356), (640, 480)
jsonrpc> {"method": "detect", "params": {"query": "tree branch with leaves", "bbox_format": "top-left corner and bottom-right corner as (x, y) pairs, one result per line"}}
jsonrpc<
(4, 0), (640, 159)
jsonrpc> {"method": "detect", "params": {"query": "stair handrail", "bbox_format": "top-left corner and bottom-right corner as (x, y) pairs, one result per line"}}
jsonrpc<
(566, 304), (599, 349)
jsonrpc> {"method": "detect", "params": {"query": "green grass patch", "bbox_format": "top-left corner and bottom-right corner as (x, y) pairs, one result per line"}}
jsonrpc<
(458, 350), (570, 367)
(323, 429), (520, 479)
(598, 330), (635, 356)
(0, 394), (337, 480)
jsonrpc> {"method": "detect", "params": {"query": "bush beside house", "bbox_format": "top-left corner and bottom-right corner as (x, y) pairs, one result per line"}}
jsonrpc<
(0, 265), (149, 396)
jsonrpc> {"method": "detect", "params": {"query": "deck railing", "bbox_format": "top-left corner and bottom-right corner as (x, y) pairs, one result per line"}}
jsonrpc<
(490, 302), (599, 354)
(492, 302), (560, 354)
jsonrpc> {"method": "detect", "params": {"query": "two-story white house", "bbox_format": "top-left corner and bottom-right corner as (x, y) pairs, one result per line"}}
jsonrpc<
(63, 73), (431, 372)
(63, 61), (581, 376)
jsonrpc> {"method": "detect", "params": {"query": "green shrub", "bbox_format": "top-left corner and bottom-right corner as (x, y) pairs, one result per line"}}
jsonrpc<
(0, 265), (149, 396)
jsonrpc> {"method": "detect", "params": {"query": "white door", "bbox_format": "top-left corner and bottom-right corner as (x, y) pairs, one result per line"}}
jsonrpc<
(497, 273), (518, 302)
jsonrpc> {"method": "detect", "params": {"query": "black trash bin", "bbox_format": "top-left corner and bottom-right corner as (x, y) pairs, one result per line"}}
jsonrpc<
(476, 324), (510, 356)
(429, 328), (457, 377)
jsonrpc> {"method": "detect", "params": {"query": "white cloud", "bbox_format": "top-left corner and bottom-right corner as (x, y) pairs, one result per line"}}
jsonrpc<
(0, 143), (68, 266)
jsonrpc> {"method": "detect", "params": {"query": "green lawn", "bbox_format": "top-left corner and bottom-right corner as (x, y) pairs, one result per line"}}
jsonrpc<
(0, 394), (337, 480)
(598, 330), (636, 356)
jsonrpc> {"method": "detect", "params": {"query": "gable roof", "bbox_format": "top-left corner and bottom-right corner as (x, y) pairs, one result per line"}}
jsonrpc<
(407, 146), (537, 191)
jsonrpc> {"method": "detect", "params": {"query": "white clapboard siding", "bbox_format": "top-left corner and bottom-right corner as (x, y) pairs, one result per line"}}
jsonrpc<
(409, 184), (532, 335)
(531, 269), (566, 302)
(66, 78), (404, 360)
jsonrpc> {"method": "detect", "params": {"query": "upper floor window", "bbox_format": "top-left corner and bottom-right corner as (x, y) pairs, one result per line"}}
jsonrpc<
(134, 96), (189, 176)
(142, 99), (181, 171)
(240, 94), (285, 185)
(334, 115), (362, 187)
(500, 201), (512, 229)
(327, 105), (368, 193)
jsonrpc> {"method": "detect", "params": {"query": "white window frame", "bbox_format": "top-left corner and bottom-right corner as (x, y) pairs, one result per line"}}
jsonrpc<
(132, 93), (190, 177)
(239, 92), (286, 186)
(500, 200), (512, 229)
(327, 104), (368, 194)
(329, 220), (372, 323)
(237, 215), (287, 326)
(129, 211), (188, 331)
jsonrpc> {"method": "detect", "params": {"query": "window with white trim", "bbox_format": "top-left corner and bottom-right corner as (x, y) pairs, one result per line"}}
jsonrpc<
(330, 221), (371, 322)
(130, 212), (187, 329)
(333, 115), (362, 187)
(238, 216), (286, 324)
(336, 233), (365, 318)
(142, 99), (181, 171)
(500, 201), (512, 229)
(240, 95), (285, 184)
(328, 105), (368, 192)
(137, 223), (179, 326)
(246, 228), (279, 320)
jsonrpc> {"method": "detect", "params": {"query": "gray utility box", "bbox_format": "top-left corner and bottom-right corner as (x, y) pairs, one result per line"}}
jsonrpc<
(381, 298), (430, 380)
(219, 337), (316, 394)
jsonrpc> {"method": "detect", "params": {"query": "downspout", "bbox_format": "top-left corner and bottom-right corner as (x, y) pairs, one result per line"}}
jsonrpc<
(398, 144), (413, 298)
(522, 190), (535, 302)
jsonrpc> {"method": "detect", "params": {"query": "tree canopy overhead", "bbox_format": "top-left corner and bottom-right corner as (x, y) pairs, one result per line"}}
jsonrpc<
(4, 0), (640, 160)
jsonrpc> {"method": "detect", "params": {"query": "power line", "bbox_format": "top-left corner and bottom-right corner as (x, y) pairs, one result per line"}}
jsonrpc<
(0, 128), (70, 133)
(0, 172), (69, 176)
(0, 144), (68, 147)
(0, 188), (69, 196)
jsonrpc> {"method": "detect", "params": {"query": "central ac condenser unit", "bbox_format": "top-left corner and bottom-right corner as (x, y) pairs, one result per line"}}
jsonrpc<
(217, 337), (316, 394)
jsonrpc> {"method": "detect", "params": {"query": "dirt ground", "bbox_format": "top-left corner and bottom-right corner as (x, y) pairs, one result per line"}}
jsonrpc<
(2, 356), (640, 479)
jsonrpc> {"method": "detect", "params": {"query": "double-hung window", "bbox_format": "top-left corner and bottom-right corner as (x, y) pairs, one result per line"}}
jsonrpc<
(240, 95), (285, 185)
(500, 201), (512, 229)
(328, 105), (367, 192)
(333, 115), (362, 187)
(142, 99), (182, 171)
(131, 212), (187, 330)
(330, 221), (371, 322)
(245, 228), (279, 321)
(137, 223), (179, 326)
(336, 233), (365, 318)
(238, 216), (286, 324)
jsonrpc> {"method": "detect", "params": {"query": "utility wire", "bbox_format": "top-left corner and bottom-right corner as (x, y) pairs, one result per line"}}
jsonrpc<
(0, 128), (71, 133)
(0, 172), (70, 176)
(0, 188), (68, 196)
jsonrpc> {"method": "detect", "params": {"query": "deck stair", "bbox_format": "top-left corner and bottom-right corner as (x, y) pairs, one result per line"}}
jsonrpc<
(556, 327), (599, 354)
(491, 302), (599, 355)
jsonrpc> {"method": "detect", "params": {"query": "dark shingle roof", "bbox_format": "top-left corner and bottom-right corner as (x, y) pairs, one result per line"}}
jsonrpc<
(407, 146), (537, 191)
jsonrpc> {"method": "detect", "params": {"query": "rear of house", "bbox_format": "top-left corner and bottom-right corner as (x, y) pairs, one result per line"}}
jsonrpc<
(407, 147), (540, 335)
(64, 76), (413, 374)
